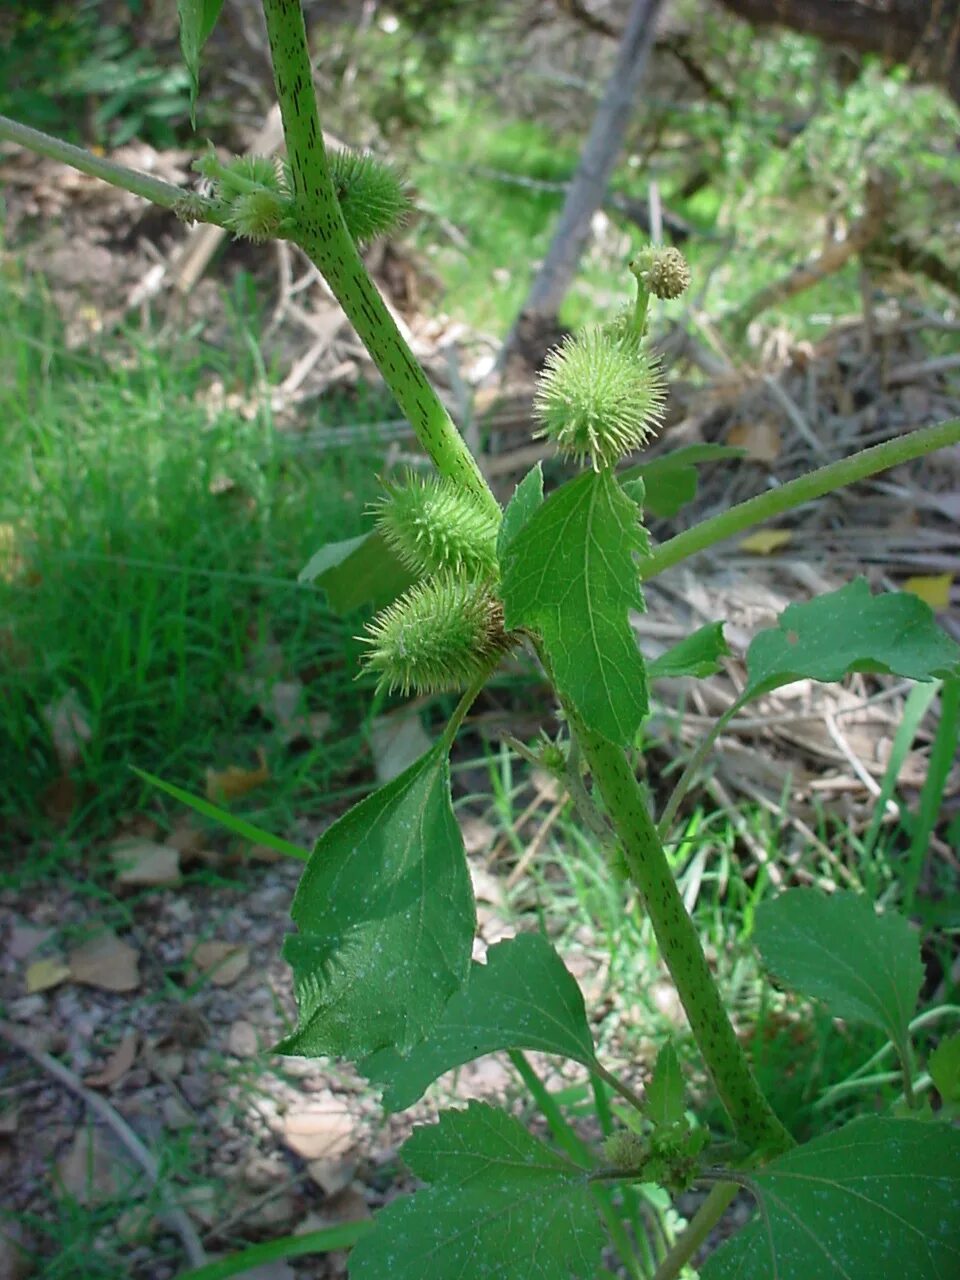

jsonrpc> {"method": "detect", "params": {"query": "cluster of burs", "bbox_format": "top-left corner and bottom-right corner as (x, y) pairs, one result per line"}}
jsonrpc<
(362, 244), (691, 699)
(193, 147), (690, 699)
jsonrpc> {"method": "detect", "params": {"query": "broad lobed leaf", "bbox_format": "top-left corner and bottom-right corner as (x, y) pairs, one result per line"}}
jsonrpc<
(348, 1102), (605, 1279)
(704, 1117), (960, 1279)
(278, 745), (475, 1059)
(500, 469), (649, 745)
(360, 933), (597, 1111)
(743, 577), (960, 701)
(754, 889), (923, 1052)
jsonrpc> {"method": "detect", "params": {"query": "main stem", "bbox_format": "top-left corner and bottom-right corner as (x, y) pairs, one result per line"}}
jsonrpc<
(258, 0), (499, 522)
(576, 719), (793, 1156)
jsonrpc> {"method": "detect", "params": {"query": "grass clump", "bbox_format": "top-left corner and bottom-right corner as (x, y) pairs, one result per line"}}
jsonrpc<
(0, 266), (388, 858)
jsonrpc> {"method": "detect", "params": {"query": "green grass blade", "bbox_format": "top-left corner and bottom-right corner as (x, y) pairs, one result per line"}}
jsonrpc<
(903, 677), (960, 912)
(861, 680), (939, 866)
(175, 1221), (374, 1280)
(133, 767), (309, 861)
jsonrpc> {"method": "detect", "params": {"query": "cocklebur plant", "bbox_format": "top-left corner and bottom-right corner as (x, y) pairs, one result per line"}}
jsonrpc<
(3, 2), (960, 1276)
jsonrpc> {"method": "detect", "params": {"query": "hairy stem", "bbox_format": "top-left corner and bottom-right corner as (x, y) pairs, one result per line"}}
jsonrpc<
(258, 0), (499, 521)
(0, 114), (223, 222)
(639, 418), (960, 581)
(651, 1181), (739, 1280)
(576, 721), (793, 1155)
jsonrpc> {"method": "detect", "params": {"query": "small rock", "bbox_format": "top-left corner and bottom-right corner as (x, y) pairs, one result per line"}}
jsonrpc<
(161, 1097), (195, 1130)
(242, 1154), (287, 1191)
(179, 1074), (212, 1108)
(191, 941), (250, 987)
(283, 1102), (356, 1160)
(227, 1020), (259, 1058)
(8, 995), (46, 1021)
(181, 1183), (219, 1228)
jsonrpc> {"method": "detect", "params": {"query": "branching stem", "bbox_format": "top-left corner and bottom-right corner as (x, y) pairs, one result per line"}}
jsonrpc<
(639, 418), (960, 580)
(0, 114), (224, 223)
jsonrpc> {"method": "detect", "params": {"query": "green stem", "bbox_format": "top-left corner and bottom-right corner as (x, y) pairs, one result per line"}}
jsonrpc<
(258, 0), (499, 522)
(639, 418), (960, 581)
(509, 1051), (645, 1280)
(650, 1181), (739, 1280)
(576, 721), (793, 1156)
(657, 703), (739, 839)
(0, 114), (223, 222)
(593, 1059), (646, 1115)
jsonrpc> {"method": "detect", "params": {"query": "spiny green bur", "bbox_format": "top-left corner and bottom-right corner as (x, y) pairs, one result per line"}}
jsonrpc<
(374, 472), (500, 580)
(361, 575), (508, 695)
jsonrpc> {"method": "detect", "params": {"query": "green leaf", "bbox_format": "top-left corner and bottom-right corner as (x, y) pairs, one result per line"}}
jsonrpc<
(703, 1117), (960, 1280)
(299, 529), (415, 615)
(498, 463), (543, 561)
(177, 0), (225, 119)
(645, 1041), (685, 1127)
(647, 622), (730, 680)
(500, 469), (649, 744)
(622, 444), (744, 518)
(348, 1103), (605, 1279)
(743, 578), (960, 701)
(360, 933), (597, 1111)
(930, 1032), (960, 1104)
(754, 889), (923, 1055)
(279, 745), (475, 1059)
(133, 768), (308, 861)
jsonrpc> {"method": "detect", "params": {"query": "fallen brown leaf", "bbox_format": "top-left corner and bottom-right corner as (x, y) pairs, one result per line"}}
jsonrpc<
(56, 1124), (131, 1205)
(7, 922), (53, 961)
(205, 748), (269, 801)
(84, 1032), (138, 1089)
(728, 417), (781, 463)
(111, 839), (182, 887)
(68, 931), (140, 993)
(739, 528), (792, 555)
(40, 773), (79, 826)
(192, 941), (250, 987)
(307, 1156), (356, 1198)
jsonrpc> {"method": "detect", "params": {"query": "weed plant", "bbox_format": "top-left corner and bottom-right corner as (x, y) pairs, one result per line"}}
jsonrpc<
(1, 6), (960, 1280)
